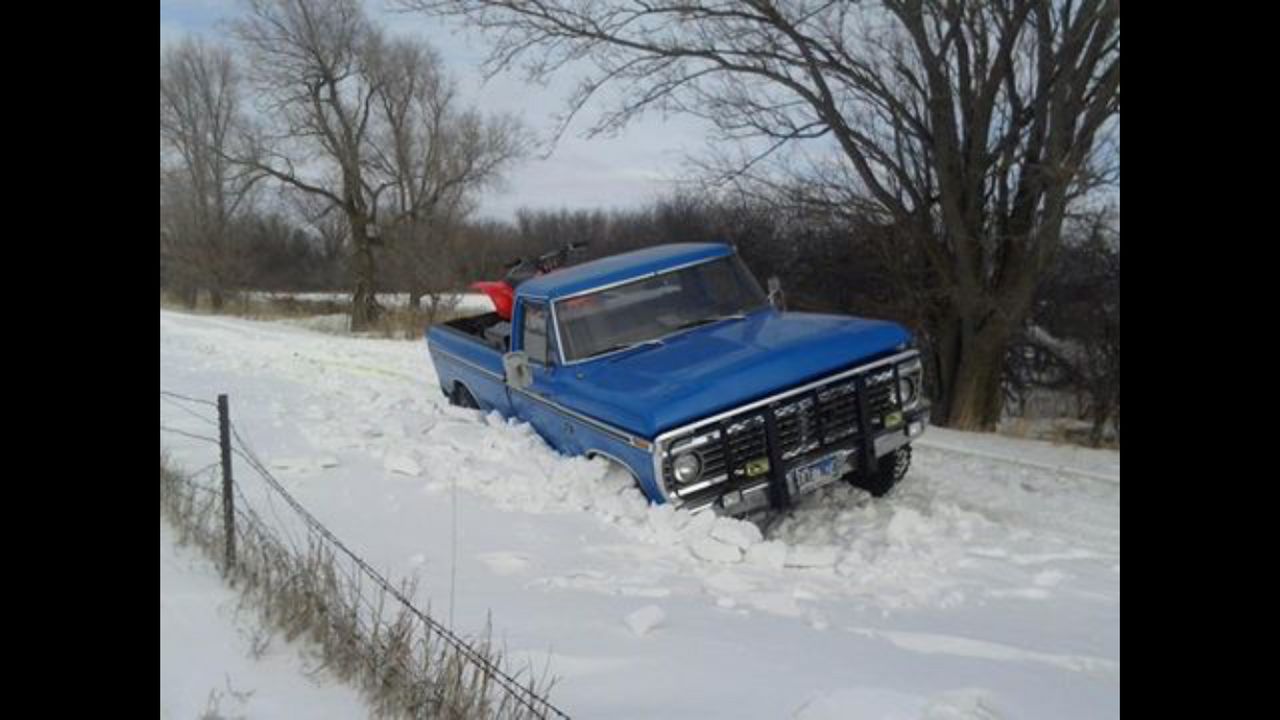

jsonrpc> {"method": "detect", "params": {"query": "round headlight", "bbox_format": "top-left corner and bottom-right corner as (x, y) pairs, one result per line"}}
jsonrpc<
(897, 376), (917, 405)
(672, 452), (702, 484)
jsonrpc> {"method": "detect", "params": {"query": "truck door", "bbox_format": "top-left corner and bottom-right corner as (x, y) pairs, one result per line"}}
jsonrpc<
(509, 299), (583, 455)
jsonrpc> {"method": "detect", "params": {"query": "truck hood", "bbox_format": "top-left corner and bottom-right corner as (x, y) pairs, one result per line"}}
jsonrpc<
(558, 308), (911, 438)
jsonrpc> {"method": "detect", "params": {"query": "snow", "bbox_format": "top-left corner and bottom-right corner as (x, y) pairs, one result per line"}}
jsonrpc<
(159, 520), (366, 719)
(161, 308), (1120, 719)
(246, 291), (496, 314)
(623, 605), (667, 637)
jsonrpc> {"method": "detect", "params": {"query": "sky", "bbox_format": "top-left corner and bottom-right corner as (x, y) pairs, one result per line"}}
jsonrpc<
(160, 0), (713, 223)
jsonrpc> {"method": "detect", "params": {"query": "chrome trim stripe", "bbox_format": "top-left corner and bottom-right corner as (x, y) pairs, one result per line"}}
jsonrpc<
(549, 298), (568, 366)
(507, 383), (640, 445)
(652, 349), (922, 501)
(554, 254), (729, 302)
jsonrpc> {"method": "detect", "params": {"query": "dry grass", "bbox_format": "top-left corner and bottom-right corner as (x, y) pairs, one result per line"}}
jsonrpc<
(160, 291), (471, 340)
(161, 453), (560, 719)
(996, 416), (1119, 450)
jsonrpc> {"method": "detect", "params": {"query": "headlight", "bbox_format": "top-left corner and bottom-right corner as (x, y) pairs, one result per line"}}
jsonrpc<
(897, 376), (917, 405)
(672, 452), (702, 484)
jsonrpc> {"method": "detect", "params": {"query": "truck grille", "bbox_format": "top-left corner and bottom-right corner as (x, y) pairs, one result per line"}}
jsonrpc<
(664, 365), (904, 501)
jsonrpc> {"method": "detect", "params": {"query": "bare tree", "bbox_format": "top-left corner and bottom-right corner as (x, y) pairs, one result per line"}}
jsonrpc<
(402, 0), (1119, 430)
(230, 0), (523, 330)
(369, 38), (525, 312)
(160, 38), (258, 309)
(230, 0), (391, 330)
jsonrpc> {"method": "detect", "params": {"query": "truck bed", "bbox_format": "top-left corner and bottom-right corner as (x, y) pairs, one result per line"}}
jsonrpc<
(440, 311), (510, 352)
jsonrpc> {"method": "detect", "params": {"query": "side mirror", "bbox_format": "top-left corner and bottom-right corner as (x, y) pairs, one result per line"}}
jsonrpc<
(503, 351), (533, 389)
(767, 276), (786, 311)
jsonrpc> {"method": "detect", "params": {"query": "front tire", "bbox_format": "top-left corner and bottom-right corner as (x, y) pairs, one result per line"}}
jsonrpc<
(851, 445), (912, 497)
(450, 383), (479, 409)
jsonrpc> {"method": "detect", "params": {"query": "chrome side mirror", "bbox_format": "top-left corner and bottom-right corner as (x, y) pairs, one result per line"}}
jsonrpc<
(767, 276), (786, 311)
(503, 351), (533, 389)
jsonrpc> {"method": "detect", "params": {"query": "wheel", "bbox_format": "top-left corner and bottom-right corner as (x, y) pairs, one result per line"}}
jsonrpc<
(850, 445), (912, 497)
(449, 383), (480, 409)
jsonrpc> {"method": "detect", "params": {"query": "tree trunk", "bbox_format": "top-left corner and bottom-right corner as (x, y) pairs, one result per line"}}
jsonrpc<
(931, 309), (1015, 431)
(348, 218), (381, 331)
(182, 285), (199, 309)
(210, 287), (225, 311)
(408, 289), (423, 310)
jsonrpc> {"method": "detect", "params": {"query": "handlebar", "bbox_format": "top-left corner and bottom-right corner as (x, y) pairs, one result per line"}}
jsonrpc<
(502, 242), (590, 285)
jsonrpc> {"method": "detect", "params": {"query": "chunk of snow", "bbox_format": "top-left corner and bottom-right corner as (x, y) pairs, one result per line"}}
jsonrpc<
(923, 688), (1005, 720)
(690, 537), (743, 564)
(269, 457), (311, 472)
(710, 517), (764, 549)
(886, 507), (930, 544)
(785, 545), (838, 569)
(624, 605), (666, 637)
(477, 552), (532, 576)
(383, 454), (421, 476)
(745, 540), (788, 570)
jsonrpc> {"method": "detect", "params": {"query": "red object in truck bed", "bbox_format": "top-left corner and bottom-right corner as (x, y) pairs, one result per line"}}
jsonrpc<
(469, 281), (515, 320)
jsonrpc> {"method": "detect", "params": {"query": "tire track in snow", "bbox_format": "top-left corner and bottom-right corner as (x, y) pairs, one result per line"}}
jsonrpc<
(914, 436), (1119, 484)
(845, 626), (1119, 682)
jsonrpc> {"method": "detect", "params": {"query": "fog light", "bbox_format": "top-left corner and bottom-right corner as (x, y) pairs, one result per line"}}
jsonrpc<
(908, 421), (923, 436)
(672, 452), (702, 484)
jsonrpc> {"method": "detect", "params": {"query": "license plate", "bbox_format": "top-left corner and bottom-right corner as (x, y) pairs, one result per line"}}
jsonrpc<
(788, 450), (852, 496)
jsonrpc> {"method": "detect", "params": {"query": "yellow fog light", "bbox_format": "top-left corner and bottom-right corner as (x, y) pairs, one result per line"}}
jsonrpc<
(885, 410), (904, 428)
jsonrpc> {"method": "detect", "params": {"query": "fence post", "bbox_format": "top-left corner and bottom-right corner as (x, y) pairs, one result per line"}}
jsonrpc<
(218, 393), (236, 579)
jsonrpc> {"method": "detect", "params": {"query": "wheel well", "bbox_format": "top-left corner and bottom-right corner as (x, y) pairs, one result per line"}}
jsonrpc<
(451, 380), (476, 400)
(450, 380), (480, 409)
(585, 449), (642, 486)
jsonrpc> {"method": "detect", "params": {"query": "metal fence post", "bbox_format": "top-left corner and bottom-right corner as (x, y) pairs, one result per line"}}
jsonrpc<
(218, 393), (236, 578)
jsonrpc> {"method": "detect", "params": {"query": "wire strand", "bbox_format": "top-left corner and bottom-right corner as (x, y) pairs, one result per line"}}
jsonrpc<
(160, 390), (219, 408)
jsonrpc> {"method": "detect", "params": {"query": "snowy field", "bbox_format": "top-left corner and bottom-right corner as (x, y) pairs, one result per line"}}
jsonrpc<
(244, 290), (495, 313)
(159, 309), (1119, 719)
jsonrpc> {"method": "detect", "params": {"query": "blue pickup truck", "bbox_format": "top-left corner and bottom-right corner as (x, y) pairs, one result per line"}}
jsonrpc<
(425, 243), (929, 518)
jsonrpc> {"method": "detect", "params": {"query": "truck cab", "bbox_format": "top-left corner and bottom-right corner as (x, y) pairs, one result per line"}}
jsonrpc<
(425, 243), (929, 518)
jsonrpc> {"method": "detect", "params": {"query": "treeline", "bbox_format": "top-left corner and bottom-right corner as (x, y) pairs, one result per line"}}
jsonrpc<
(161, 191), (1118, 445)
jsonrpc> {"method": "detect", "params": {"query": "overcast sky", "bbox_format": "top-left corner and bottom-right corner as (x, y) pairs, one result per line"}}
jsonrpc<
(160, 0), (714, 223)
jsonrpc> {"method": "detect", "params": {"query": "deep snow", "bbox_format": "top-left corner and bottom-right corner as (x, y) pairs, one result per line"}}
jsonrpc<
(160, 309), (1119, 719)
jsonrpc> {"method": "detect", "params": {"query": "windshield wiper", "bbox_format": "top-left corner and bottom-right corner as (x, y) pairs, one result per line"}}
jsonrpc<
(582, 338), (664, 360)
(674, 312), (747, 332)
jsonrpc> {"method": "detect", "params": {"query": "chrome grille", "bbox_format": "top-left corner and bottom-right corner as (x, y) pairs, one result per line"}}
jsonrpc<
(659, 351), (923, 507)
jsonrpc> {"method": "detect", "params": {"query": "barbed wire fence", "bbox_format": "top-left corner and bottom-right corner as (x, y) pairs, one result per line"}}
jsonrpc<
(160, 389), (569, 720)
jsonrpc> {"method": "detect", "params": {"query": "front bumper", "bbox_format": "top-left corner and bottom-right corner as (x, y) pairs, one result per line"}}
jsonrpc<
(654, 350), (930, 516)
(682, 404), (930, 515)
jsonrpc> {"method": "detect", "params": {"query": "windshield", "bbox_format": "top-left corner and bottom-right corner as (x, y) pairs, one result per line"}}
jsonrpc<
(555, 254), (768, 362)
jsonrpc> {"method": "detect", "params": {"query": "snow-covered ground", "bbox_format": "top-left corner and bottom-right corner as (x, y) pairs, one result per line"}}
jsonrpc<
(159, 309), (1119, 719)
(160, 519), (367, 719)
(245, 290), (495, 314)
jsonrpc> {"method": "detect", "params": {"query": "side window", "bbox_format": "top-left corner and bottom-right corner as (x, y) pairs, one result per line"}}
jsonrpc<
(522, 301), (550, 365)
